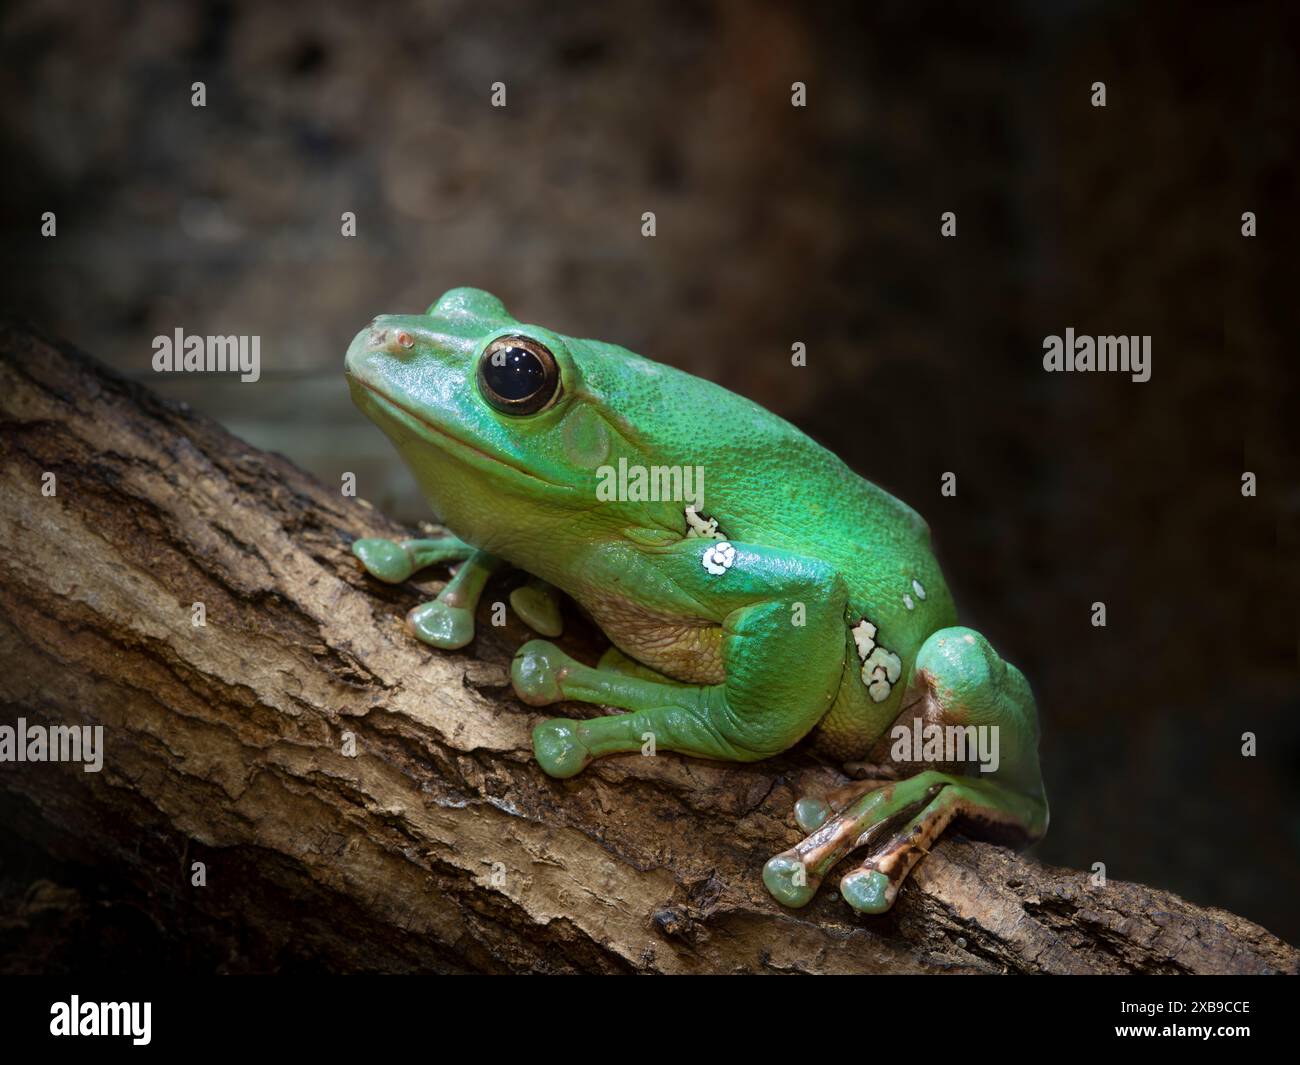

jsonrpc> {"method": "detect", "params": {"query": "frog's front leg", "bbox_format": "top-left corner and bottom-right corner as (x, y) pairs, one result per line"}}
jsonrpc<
(355, 533), (567, 648)
(353, 533), (500, 649)
(513, 540), (848, 778)
(402, 549), (506, 649)
(353, 534), (474, 583)
(765, 626), (1048, 914)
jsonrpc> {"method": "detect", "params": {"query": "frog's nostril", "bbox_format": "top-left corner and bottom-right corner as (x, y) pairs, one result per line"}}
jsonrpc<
(394, 330), (415, 349)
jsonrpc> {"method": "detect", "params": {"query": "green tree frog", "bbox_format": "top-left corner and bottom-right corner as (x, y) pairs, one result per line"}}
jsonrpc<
(346, 288), (1048, 914)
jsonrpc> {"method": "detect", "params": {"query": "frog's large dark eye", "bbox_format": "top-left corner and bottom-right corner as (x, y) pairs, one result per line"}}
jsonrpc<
(477, 336), (560, 415)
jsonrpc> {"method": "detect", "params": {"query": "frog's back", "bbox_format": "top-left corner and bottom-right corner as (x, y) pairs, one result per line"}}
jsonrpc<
(578, 337), (954, 625)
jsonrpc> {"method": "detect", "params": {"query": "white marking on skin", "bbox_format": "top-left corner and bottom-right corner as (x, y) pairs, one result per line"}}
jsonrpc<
(851, 619), (877, 659)
(853, 618), (902, 702)
(912, 578), (926, 600)
(864, 646), (902, 684)
(684, 505), (723, 540)
(702, 541), (736, 575)
(903, 594), (914, 610)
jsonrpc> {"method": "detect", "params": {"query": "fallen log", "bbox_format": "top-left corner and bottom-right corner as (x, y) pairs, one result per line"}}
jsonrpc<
(0, 320), (1294, 974)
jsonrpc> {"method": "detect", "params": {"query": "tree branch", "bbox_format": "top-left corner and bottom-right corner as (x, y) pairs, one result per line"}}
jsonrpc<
(0, 321), (1294, 974)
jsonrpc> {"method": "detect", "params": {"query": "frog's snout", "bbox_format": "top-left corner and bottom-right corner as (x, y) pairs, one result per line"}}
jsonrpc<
(345, 316), (412, 379)
(363, 316), (415, 353)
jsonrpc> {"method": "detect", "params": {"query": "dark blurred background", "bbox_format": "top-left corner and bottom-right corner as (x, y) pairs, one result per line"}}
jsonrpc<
(1, 0), (1297, 966)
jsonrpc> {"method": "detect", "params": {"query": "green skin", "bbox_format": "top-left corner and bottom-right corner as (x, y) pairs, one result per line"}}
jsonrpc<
(346, 288), (1048, 914)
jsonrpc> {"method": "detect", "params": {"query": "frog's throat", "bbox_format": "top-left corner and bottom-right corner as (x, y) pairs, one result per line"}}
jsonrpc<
(349, 373), (568, 491)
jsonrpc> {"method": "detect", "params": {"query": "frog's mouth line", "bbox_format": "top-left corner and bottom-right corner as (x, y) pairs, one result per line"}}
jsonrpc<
(348, 372), (568, 490)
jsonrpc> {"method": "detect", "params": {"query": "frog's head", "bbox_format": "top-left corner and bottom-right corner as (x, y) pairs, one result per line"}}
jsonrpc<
(346, 288), (687, 563)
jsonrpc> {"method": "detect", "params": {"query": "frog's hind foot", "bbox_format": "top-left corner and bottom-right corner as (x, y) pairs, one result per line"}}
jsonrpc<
(764, 772), (1046, 915)
(763, 773), (935, 909)
(765, 625), (1049, 914)
(836, 778), (1042, 914)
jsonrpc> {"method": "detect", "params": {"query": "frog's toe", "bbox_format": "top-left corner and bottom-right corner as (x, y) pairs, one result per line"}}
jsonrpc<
(509, 579), (564, 637)
(840, 868), (893, 914)
(532, 718), (591, 778)
(511, 639), (570, 705)
(793, 796), (832, 833)
(353, 538), (416, 583)
(791, 777), (886, 833)
(596, 646), (674, 683)
(762, 851), (818, 908)
(406, 600), (474, 649)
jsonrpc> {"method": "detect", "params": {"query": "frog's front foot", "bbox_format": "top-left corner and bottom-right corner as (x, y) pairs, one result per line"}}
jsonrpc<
(391, 548), (504, 650)
(509, 578), (564, 637)
(354, 537), (498, 648)
(406, 600), (475, 649)
(353, 537), (420, 583)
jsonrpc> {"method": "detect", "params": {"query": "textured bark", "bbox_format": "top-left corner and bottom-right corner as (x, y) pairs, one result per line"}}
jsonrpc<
(0, 320), (1295, 975)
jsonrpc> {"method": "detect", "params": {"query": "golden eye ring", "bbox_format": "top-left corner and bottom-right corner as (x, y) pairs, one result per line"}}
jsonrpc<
(477, 336), (561, 415)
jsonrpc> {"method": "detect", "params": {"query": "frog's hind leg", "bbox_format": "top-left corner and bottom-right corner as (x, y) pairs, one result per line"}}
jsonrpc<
(765, 626), (1048, 913)
(514, 541), (849, 779)
(595, 646), (677, 683)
